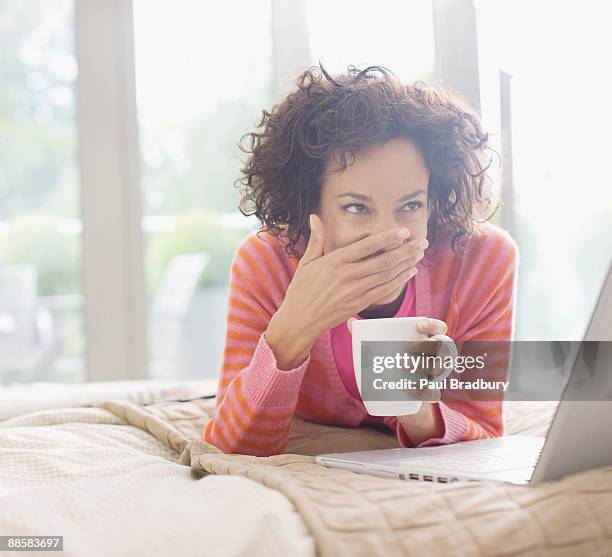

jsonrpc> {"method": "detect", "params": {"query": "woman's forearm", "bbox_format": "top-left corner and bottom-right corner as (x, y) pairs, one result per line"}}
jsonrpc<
(397, 402), (445, 446)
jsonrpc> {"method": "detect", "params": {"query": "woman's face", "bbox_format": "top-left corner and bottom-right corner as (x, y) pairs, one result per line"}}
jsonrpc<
(317, 137), (429, 307)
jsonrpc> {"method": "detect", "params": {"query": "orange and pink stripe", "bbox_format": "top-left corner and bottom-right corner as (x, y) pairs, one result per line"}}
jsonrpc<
(204, 222), (518, 456)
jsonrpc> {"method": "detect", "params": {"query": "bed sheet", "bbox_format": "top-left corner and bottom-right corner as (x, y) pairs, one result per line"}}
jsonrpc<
(0, 404), (315, 557)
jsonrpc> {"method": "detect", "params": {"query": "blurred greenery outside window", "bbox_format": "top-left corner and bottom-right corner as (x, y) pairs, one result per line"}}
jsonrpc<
(7, 1), (608, 384)
(133, 0), (274, 378)
(0, 0), (501, 382)
(0, 1), (83, 382)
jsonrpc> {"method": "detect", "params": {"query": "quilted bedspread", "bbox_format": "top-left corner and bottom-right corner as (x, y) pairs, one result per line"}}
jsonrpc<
(0, 403), (313, 557)
(93, 398), (612, 557)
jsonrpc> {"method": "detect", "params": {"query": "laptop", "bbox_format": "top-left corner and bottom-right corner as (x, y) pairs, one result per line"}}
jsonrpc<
(316, 261), (612, 484)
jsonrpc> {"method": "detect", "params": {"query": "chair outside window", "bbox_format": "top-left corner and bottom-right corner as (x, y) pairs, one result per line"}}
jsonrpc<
(149, 252), (210, 379)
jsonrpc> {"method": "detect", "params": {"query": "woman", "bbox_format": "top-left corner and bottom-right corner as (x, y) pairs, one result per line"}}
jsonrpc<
(204, 64), (518, 456)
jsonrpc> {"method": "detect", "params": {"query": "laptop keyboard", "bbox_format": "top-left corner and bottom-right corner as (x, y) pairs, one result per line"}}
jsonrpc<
(382, 445), (542, 473)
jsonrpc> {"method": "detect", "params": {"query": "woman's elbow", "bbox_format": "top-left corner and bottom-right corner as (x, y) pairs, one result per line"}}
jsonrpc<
(204, 423), (286, 457)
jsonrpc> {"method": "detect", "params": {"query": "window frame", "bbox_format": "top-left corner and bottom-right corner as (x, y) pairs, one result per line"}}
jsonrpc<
(76, 0), (147, 380)
(72, 0), (492, 380)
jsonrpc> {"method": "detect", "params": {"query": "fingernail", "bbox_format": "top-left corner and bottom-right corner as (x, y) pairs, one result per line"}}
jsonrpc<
(397, 228), (410, 239)
(419, 239), (429, 250)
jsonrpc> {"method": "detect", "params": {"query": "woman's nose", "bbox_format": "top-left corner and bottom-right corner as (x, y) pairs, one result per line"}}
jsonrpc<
(369, 216), (403, 236)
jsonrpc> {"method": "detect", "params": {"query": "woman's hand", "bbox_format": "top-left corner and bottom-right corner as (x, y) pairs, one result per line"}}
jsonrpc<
(398, 318), (458, 445)
(266, 214), (427, 370)
(347, 317), (458, 445)
(405, 318), (456, 402)
(346, 317), (455, 402)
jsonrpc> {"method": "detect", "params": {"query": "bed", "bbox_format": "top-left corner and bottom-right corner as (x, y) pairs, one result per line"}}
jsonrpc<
(1, 381), (611, 557)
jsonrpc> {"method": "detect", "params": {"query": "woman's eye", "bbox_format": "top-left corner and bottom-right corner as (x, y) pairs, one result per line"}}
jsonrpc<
(342, 201), (424, 214)
(402, 201), (423, 212)
(343, 203), (368, 214)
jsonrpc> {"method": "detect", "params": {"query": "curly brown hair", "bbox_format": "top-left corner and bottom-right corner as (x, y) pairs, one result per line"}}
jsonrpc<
(236, 63), (498, 260)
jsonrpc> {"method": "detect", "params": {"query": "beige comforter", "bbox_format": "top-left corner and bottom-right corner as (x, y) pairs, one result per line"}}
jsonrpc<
(95, 398), (612, 557)
(0, 404), (314, 557)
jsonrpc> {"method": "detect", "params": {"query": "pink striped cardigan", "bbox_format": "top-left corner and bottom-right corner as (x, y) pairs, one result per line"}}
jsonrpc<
(204, 222), (519, 456)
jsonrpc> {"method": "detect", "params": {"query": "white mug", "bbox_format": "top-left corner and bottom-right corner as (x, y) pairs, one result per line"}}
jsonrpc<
(352, 316), (458, 416)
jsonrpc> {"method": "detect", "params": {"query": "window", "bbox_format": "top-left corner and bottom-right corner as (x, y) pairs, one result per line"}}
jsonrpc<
(0, 0), (84, 383)
(307, 0), (436, 83)
(477, 0), (612, 340)
(132, 0), (274, 378)
(5, 0), (603, 384)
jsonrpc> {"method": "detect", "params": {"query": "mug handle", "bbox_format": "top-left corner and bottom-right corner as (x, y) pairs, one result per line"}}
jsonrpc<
(429, 333), (458, 381)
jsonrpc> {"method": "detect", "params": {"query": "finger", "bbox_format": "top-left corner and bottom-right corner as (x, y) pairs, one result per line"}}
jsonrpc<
(333, 227), (412, 264)
(353, 241), (426, 297)
(346, 317), (357, 334)
(405, 338), (438, 356)
(422, 389), (441, 403)
(416, 318), (448, 336)
(428, 357), (452, 378)
(347, 237), (428, 279)
(301, 213), (326, 264)
(411, 387), (434, 402)
(410, 381), (441, 402)
(361, 265), (417, 307)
